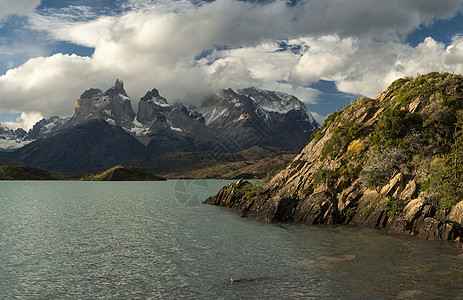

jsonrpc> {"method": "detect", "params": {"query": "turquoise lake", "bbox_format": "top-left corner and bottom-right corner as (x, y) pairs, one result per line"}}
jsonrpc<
(1, 180), (463, 299)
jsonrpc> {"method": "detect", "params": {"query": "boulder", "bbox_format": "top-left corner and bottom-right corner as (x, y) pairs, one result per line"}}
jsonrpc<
(448, 201), (463, 225)
(402, 195), (427, 222)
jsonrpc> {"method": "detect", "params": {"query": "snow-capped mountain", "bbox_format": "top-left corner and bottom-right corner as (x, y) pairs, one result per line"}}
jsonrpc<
(2, 81), (320, 171)
(194, 87), (319, 152)
(25, 116), (68, 141)
(0, 124), (28, 150)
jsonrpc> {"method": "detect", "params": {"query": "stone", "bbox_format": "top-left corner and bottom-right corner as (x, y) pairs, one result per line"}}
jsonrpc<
(408, 98), (421, 113)
(381, 173), (403, 196)
(402, 195), (427, 222)
(448, 201), (463, 225)
(416, 217), (441, 240)
(399, 180), (417, 200)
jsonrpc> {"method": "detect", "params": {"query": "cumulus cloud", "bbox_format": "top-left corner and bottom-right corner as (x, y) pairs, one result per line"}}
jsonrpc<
(3, 111), (43, 130)
(291, 36), (463, 98)
(0, 0), (41, 20)
(1, 0), (463, 119)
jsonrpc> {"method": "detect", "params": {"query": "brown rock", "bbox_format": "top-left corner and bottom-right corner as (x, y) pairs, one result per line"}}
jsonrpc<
(381, 173), (404, 196)
(402, 195), (427, 222)
(399, 180), (417, 200)
(448, 201), (463, 225)
(408, 98), (421, 113)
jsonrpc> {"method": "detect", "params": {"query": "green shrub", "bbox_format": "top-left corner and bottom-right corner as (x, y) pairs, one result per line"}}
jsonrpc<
(383, 195), (408, 216)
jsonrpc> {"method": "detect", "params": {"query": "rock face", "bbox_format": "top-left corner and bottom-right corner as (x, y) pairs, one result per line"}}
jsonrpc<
(25, 116), (68, 140)
(68, 79), (135, 129)
(206, 73), (463, 242)
(134, 89), (213, 156)
(195, 88), (319, 152)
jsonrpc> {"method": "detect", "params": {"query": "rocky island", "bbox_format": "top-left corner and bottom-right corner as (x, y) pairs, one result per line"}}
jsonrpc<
(206, 72), (463, 242)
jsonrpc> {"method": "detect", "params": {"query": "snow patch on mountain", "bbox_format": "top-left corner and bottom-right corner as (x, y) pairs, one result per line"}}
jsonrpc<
(0, 138), (31, 150)
(0, 124), (29, 150)
(239, 87), (305, 114)
(129, 117), (151, 136)
(195, 106), (230, 126)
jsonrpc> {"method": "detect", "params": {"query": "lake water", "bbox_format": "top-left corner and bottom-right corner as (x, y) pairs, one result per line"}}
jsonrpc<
(1, 180), (463, 299)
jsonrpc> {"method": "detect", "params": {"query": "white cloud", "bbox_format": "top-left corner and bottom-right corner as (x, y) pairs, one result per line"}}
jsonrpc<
(0, 0), (41, 20)
(3, 111), (43, 130)
(1, 0), (463, 120)
(29, 8), (114, 48)
(290, 36), (463, 98)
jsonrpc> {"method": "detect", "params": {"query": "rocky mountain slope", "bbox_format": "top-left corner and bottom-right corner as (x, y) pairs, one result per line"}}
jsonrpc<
(1, 80), (318, 172)
(206, 72), (463, 242)
(11, 119), (151, 172)
(195, 88), (319, 152)
(0, 124), (28, 150)
(134, 88), (214, 156)
(25, 116), (68, 140)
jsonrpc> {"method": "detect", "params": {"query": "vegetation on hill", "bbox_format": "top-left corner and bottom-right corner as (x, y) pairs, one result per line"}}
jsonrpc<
(308, 72), (463, 210)
(81, 165), (167, 181)
(0, 165), (55, 180)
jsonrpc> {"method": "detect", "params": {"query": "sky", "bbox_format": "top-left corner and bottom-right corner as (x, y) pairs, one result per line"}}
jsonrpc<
(1, 0), (463, 129)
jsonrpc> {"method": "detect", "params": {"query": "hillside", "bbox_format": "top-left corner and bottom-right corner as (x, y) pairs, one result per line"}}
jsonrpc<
(81, 165), (166, 181)
(0, 165), (55, 180)
(128, 146), (297, 179)
(206, 72), (463, 241)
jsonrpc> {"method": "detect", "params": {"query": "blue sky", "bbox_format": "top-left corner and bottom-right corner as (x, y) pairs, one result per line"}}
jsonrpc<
(1, 0), (463, 129)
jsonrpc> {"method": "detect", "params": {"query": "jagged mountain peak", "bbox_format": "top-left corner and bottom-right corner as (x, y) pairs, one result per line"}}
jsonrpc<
(80, 88), (103, 99)
(104, 79), (129, 98)
(237, 87), (306, 114)
(0, 123), (29, 150)
(140, 88), (170, 107)
(194, 86), (319, 151)
(70, 79), (135, 129)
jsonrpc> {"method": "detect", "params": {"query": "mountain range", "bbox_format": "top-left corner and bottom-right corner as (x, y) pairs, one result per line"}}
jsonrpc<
(0, 80), (319, 172)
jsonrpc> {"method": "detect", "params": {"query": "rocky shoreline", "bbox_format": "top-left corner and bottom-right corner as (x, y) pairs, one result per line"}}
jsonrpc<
(205, 179), (463, 242)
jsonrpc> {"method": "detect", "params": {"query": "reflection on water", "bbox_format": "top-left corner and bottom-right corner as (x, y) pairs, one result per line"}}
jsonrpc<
(0, 181), (462, 299)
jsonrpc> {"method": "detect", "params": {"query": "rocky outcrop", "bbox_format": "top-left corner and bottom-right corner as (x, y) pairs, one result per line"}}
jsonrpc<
(206, 73), (463, 242)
